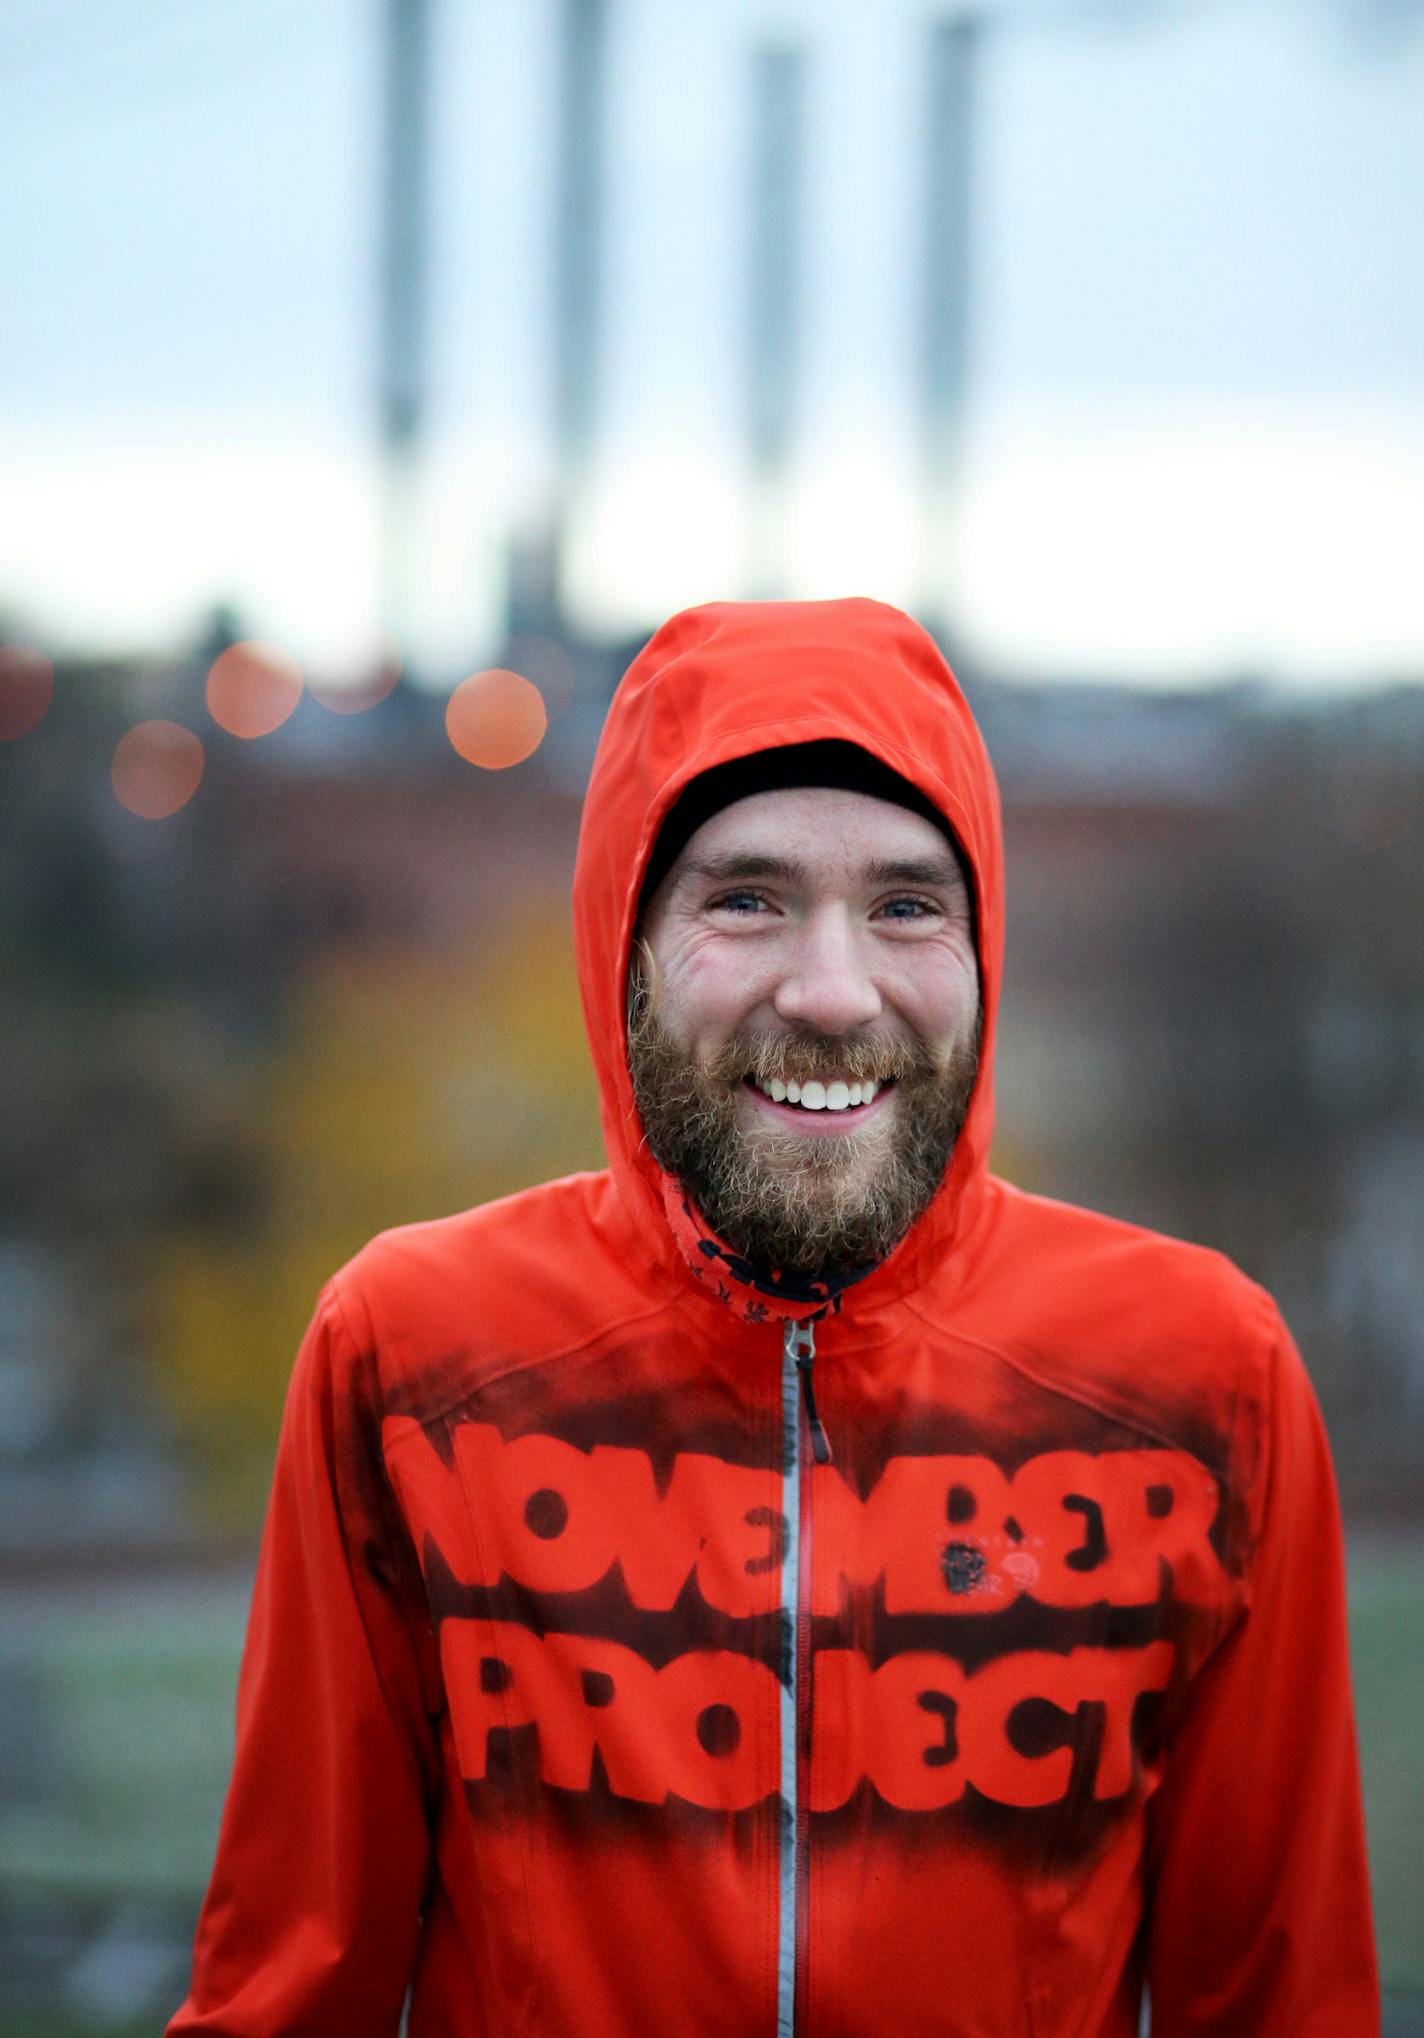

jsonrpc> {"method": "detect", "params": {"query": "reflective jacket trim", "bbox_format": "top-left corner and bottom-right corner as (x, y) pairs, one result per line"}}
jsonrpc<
(778, 1320), (802, 2038)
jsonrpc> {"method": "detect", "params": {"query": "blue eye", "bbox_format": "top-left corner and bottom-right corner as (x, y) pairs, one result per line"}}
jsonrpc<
(710, 891), (768, 915)
(880, 896), (937, 920)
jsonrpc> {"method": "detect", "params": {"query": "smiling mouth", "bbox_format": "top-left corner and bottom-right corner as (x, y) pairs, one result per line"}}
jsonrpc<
(742, 1075), (895, 1116)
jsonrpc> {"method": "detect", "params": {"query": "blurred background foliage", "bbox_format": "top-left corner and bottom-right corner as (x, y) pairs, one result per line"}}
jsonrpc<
(3, 0), (1422, 2028)
(152, 923), (602, 1528)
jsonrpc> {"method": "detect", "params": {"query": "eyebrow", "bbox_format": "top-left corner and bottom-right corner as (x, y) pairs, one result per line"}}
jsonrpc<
(865, 853), (966, 891)
(678, 852), (808, 888)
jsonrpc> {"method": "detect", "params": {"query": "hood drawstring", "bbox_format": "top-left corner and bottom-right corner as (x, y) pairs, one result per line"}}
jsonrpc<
(785, 1316), (832, 1465)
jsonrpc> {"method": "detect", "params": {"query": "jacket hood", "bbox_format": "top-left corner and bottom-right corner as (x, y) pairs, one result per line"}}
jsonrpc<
(572, 597), (1004, 1325)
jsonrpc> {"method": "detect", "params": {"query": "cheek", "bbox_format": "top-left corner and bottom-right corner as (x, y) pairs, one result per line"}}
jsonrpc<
(893, 957), (980, 1051)
(657, 946), (767, 1050)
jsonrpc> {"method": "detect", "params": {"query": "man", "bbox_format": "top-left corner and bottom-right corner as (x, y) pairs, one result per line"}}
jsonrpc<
(170, 599), (1377, 2035)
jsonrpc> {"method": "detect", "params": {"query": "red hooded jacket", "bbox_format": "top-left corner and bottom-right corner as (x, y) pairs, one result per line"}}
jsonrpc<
(170, 599), (1377, 2036)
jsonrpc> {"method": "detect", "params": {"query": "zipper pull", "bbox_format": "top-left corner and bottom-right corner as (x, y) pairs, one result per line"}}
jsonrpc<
(784, 1317), (832, 1465)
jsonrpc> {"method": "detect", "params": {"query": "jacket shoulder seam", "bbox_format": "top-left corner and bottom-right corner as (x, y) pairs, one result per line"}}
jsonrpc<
(337, 1276), (689, 1434)
(898, 1295), (1244, 1463)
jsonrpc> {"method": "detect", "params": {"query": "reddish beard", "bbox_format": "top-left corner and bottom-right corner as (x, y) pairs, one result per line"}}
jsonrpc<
(626, 974), (981, 1277)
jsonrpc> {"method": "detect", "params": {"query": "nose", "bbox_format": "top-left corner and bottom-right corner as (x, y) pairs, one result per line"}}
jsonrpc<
(772, 906), (883, 1034)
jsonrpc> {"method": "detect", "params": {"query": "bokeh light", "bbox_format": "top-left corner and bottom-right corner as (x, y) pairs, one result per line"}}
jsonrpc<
(205, 640), (303, 738)
(111, 721), (206, 818)
(307, 646), (402, 716)
(445, 668), (548, 769)
(0, 644), (55, 741)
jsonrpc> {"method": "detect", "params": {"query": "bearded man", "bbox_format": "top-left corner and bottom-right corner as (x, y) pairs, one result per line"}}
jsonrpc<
(171, 599), (1377, 2037)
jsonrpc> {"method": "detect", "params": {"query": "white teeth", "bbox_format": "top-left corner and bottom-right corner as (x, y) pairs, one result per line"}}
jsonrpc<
(753, 1073), (885, 1109)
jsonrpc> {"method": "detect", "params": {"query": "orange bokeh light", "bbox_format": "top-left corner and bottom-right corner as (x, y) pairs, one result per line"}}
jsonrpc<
(112, 721), (206, 819)
(445, 668), (548, 769)
(206, 641), (303, 738)
(0, 645), (55, 741)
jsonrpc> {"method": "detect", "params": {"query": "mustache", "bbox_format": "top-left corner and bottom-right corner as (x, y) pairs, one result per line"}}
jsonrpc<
(704, 1031), (935, 1089)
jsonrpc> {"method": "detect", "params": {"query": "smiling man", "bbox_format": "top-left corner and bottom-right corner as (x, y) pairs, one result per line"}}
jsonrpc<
(171, 599), (1377, 2037)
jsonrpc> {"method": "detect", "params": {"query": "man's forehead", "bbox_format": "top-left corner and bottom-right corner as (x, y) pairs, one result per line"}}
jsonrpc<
(670, 785), (964, 885)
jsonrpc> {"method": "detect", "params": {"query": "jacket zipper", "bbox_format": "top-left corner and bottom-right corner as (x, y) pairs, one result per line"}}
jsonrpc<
(780, 1316), (830, 2038)
(790, 1316), (832, 1468)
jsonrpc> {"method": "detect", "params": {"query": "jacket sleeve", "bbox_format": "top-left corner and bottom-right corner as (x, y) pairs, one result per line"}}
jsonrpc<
(1142, 1307), (1379, 2036)
(167, 1278), (443, 2037)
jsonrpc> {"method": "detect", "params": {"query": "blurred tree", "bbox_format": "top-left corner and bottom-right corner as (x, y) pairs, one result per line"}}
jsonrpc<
(149, 914), (603, 1531)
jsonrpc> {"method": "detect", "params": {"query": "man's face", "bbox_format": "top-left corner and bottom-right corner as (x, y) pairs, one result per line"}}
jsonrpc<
(628, 785), (982, 1276)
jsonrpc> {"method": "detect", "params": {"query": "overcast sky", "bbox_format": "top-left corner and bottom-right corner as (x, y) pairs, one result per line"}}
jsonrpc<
(2, 0), (1422, 683)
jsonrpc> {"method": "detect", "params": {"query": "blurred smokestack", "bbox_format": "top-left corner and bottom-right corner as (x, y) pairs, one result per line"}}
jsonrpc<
(918, 13), (979, 627)
(745, 41), (807, 598)
(378, 0), (432, 655)
(547, 0), (609, 624)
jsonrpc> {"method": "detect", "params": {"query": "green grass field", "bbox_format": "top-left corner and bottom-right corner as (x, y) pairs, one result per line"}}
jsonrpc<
(1, 1531), (1419, 2034)
(1349, 1530), (1424, 2002)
